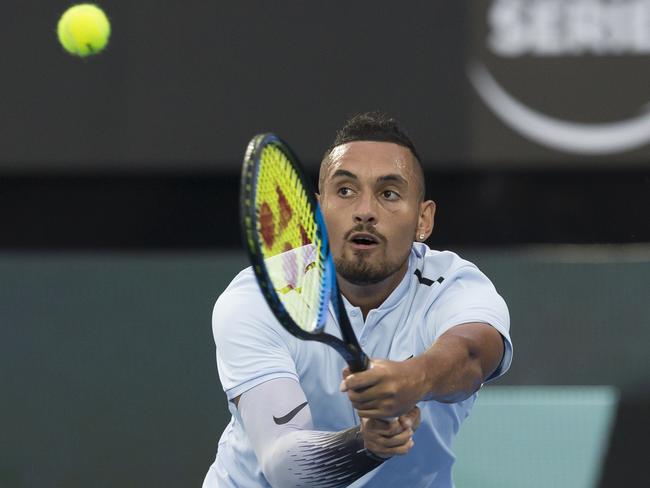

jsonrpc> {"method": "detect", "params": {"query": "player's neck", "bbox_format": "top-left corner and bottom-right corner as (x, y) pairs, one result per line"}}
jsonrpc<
(338, 263), (408, 320)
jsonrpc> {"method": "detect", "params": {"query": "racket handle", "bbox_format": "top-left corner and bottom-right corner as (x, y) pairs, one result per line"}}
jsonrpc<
(345, 355), (397, 422)
(347, 348), (370, 373)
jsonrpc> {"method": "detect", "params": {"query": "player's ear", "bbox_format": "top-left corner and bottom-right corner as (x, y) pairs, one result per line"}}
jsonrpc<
(315, 193), (320, 203)
(416, 200), (435, 241)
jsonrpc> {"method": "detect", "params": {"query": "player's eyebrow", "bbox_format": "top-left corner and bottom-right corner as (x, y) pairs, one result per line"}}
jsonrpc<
(330, 170), (408, 186)
(330, 169), (358, 181)
(377, 174), (408, 186)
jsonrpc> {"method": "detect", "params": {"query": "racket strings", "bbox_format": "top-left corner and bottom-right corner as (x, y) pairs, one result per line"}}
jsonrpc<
(255, 145), (326, 332)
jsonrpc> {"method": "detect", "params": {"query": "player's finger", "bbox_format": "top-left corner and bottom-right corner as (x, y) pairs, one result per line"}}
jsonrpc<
(366, 437), (414, 457)
(341, 367), (351, 379)
(346, 385), (390, 404)
(411, 409), (421, 431)
(365, 418), (403, 436)
(399, 406), (421, 431)
(346, 379), (396, 401)
(342, 369), (381, 391)
(357, 407), (397, 419)
(348, 396), (385, 413)
(340, 372), (373, 392)
(380, 428), (413, 448)
(339, 367), (353, 392)
(366, 427), (413, 448)
(399, 416), (412, 430)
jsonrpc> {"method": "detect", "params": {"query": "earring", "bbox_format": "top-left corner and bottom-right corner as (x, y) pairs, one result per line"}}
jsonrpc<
(419, 234), (425, 240)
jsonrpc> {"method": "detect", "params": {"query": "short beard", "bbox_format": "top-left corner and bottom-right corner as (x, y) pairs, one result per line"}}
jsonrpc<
(335, 255), (404, 286)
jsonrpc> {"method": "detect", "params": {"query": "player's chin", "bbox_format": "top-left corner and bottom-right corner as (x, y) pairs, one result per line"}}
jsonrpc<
(347, 249), (384, 267)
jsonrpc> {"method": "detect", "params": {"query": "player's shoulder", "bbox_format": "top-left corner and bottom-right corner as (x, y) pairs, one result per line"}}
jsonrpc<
(411, 244), (505, 304)
(212, 266), (266, 323)
(414, 244), (480, 279)
(413, 244), (509, 322)
(216, 266), (258, 301)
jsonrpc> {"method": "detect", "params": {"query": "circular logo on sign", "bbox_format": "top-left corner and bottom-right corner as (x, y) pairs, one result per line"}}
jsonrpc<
(469, 0), (650, 156)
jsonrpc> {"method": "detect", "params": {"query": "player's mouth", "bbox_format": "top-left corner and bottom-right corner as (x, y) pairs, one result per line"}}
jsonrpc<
(348, 232), (381, 250)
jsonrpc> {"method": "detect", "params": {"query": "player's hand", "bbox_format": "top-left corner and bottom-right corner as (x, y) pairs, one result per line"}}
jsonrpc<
(360, 406), (421, 458)
(340, 358), (429, 418)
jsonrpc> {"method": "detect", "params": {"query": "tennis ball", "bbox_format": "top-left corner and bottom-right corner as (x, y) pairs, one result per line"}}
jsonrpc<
(57, 4), (111, 57)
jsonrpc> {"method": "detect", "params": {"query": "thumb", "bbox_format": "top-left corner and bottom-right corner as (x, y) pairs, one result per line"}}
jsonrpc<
(339, 367), (352, 392)
(399, 406), (420, 430)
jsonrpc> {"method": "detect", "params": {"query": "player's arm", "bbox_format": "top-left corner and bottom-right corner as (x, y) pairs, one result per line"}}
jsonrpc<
(236, 377), (418, 488)
(342, 322), (504, 418)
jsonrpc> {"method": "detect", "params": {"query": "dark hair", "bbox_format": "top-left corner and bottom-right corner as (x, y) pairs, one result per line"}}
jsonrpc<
(319, 111), (425, 200)
(328, 111), (422, 162)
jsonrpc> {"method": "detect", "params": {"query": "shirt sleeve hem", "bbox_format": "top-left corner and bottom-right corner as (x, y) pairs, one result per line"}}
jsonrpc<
(225, 372), (300, 401)
(484, 336), (513, 383)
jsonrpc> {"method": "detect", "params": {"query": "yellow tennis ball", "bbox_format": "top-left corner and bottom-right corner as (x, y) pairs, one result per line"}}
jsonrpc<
(57, 4), (111, 57)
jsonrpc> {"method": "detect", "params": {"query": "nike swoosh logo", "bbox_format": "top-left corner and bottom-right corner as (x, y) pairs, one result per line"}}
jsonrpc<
(468, 61), (650, 155)
(273, 401), (308, 425)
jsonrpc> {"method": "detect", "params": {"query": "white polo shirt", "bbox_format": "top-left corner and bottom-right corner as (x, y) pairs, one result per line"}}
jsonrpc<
(205, 243), (512, 487)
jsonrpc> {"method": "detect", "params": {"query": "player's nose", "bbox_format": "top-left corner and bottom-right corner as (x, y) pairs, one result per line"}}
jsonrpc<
(352, 192), (378, 224)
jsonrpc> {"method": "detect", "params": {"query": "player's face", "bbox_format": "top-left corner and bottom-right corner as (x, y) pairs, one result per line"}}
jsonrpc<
(319, 141), (433, 286)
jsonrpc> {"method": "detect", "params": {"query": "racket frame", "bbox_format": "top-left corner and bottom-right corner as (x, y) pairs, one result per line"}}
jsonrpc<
(240, 133), (369, 372)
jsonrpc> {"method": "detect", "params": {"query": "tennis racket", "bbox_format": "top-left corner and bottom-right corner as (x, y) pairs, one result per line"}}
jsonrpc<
(240, 133), (369, 373)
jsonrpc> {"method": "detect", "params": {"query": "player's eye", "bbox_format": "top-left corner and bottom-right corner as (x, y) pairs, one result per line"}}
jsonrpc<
(337, 187), (354, 197)
(382, 190), (400, 201)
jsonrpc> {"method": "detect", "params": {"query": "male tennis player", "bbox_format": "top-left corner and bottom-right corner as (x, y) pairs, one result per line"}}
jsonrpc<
(203, 112), (512, 487)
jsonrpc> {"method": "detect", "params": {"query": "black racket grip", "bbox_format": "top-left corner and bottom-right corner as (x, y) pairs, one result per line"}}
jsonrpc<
(348, 347), (370, 373)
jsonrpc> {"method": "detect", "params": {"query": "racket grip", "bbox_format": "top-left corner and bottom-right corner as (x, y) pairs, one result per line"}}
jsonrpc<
(349, 356), (397, 422)
(366, 361), (397, 422)
(348, 348), (370, 373)
(342, 346), (397, 421)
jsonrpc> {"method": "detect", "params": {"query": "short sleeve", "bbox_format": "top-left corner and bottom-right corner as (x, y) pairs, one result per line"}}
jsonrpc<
(212, 272), (299, 400)
(425, 265), (512, 382)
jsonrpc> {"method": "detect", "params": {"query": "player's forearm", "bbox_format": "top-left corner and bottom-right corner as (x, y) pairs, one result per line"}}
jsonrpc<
(414, 333), (485, 403)
(343, 324), (504, 417)
(240, 378), (385, 488)
(261, 425), (384, 488)
(407, 323), (504, 404)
